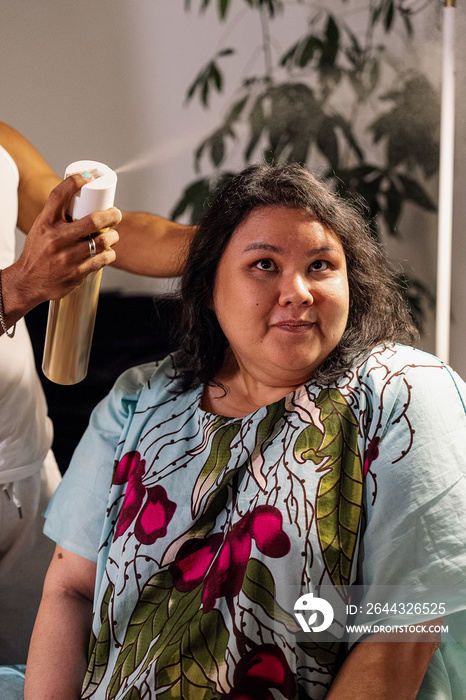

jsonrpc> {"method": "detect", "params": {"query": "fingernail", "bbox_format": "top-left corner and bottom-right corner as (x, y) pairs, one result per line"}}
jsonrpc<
(116, 208), (122, 222)
(81, 171), (92, 179)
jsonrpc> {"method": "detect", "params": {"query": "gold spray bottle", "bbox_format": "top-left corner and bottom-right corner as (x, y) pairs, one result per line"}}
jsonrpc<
(42, 160), (117, 385)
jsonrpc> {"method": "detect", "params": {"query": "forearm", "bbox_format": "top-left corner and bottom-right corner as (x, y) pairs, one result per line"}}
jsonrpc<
(326, 636), (438, 699)
(25, 587), (92, 700)
(113, 211), (195, 277)
(25, 546), (96, 700)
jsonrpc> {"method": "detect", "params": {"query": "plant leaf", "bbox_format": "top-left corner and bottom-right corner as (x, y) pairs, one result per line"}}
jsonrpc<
(322, 15), (340, 67)
(219, 0), (230, 19)
(170, 178), (212, 224)
(384, 179), (403, 235)
(317, 118), (339, 169)
(397, 173), (436, 211)
(225, 95), (248, 126)
(384, 0), (395, 32)
(245, 94), (266, 161)
(185, 50), (235, 108)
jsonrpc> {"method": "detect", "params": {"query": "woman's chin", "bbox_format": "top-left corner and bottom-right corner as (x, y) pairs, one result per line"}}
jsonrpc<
(251, 354), (322, 387)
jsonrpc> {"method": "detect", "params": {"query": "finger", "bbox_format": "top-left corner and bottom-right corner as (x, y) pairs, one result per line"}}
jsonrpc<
(69, 207), (123, 239)
(97, 227), (120, 249)
(82, 246), (117, 273)
(42, 173), (94, 223)
(80, 229), (119, 261)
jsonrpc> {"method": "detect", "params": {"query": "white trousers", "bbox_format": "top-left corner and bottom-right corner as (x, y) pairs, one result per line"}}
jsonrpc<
(0, 452), (61, 664)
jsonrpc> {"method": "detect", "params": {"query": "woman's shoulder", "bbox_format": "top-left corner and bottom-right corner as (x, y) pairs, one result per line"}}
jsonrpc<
(98, 354), (181, 424)
(354, 343), (466, 412)
(360, 342), (459, 377)
(360, 343), (445, 373)
(112, 354), (177, 396)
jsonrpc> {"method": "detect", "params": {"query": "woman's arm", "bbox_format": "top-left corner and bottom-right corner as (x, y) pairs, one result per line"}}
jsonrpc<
(113, 211), (196, 278)
(326, 628), (440, 699)
(24, 545), (97, 700)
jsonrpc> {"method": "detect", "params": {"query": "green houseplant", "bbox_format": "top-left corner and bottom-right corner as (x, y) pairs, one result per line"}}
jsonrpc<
(173, 0), (439, 327)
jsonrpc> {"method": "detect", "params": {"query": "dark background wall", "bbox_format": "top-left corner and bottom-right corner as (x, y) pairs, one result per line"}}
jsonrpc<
(26, 294), (182, 473)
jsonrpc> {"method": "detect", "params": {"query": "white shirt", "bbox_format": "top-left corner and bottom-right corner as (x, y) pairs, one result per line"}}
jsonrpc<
(0, 144), (53, 483)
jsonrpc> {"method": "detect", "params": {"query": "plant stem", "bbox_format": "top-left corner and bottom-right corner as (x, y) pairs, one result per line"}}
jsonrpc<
(260, 5), (274, 82)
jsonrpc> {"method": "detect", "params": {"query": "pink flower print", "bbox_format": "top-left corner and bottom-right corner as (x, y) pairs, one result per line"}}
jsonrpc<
(113, 451), (141, 485)
(170, 534), (223, 592)
(202, 526), (252, 611)
(364, 436), (380, 477)
(248, 505), (290, 558)
(114, 452), (146, 540)
(113, 451), (176, 545)
(134, 485), (177, 545)
(170, 505), (290, 611)
(223, 644), (297, 700)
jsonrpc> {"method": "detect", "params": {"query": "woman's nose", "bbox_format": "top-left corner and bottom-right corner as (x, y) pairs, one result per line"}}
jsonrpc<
(278, 274), (314, 306)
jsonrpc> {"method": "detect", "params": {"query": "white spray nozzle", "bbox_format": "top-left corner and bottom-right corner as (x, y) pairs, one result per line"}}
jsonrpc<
(65, 159), (117, 220)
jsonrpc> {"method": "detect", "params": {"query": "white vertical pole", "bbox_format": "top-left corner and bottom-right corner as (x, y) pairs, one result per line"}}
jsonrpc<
(435, 0), (456, 363)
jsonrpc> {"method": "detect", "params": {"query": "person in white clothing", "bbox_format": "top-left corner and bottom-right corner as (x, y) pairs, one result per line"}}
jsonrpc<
(0, 121), (194, 664)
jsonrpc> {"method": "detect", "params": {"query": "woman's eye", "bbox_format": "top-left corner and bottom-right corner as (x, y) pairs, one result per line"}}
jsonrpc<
(309, 260), (329, 271)
(254, 259), (275, 270)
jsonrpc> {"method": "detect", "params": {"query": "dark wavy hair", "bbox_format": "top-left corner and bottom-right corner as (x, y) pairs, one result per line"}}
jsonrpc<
(172, 163), (418, 392)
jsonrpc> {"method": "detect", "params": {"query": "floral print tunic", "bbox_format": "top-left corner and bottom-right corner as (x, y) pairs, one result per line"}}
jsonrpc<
(45, 344), (466, 700)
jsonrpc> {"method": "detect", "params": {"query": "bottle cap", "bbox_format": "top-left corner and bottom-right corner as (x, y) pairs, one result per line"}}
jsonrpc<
(65, 159), (117, 220)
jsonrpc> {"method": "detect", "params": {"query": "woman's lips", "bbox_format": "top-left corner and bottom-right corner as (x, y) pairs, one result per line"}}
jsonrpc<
(271, 321), (315, 333)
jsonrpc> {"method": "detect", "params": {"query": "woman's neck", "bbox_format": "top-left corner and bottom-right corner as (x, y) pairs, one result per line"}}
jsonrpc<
(201, 353), (306, 417)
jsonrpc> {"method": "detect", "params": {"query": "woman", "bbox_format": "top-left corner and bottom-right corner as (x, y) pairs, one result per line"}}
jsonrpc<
(25, 164), (466, 699)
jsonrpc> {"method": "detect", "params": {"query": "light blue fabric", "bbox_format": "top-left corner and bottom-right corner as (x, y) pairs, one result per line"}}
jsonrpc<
(418, 641), (466, 699)
(0, 665), (25, 700)
(42, 345), (466, 699)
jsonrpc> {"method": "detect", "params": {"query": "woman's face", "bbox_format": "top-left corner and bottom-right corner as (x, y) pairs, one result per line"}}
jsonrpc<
(211, 206), (349, 387)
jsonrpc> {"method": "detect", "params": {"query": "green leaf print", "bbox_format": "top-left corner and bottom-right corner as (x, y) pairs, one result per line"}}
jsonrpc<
(82, 582), (113, 698)
(192, 420), (242, 519)
(243, 558), (300, 633)
(122, 689), (141, 700)
(107, 571), (173, 698)
(107, 566), (231, 699)
(136, 584), (204, 679)
(255, 399), (286, 448)
(294, 389), (363, 589)
(315, 389), (363, 588)
(189, 608), (229, 686)
(109, 574), (223, 697)
(248, 400), (286, 488)
(294, 423), (326, 465)
(153, 639), (181, 688)
(155, 609), (229, 698)
(297, 639), (340, 671)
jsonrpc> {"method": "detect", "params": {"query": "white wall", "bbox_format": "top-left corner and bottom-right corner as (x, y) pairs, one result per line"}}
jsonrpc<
(1, 1), (465, 375)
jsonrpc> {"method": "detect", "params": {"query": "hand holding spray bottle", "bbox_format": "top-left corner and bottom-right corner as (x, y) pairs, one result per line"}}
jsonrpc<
(42, 160), (117, 385)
